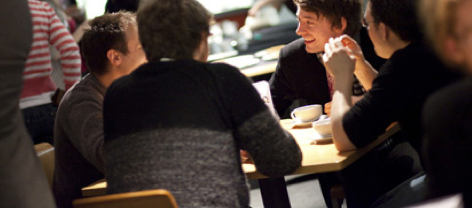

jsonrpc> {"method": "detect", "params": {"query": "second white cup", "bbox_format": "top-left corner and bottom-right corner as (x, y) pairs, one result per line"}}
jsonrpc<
(291, 104), (322, 123)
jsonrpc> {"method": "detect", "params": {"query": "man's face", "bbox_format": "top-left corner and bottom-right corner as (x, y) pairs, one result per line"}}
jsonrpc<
(364, 2), (388, 59)
(295, 6), (343, 54)
(119, 25), (147, 75)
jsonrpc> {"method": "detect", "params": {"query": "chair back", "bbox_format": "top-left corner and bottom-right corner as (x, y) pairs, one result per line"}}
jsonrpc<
(73, 189), (178, 208)
(34, 142), (55, 189)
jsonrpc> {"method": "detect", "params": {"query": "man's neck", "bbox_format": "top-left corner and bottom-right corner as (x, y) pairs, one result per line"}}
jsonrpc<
(95, 71), (122, 88)
(386, 37), (411, 58)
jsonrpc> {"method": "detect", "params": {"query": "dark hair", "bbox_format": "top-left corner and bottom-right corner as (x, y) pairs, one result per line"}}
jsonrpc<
(81, 12), (137, 76)
(370, 0), (422, 42)
(105, 0), (139, 13)
(137, 0), (212, 61)
(293, 0), (362, 37)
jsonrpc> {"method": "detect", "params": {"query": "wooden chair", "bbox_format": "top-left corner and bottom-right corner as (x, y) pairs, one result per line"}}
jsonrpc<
(73, 189), (178, 208)
(34, 142), (55, 189)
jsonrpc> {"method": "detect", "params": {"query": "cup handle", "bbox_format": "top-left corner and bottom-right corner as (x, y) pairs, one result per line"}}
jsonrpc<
(291, 111), (296, 120)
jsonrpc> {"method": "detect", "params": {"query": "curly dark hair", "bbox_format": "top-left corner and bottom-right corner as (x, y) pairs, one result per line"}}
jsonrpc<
(81, 12), (137, 75)
(293, 0), (362, 37)
(137, 0), (212, 61)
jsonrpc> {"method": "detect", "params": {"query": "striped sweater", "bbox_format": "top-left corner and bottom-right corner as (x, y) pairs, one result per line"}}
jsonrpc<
(21, 0), (81, 109)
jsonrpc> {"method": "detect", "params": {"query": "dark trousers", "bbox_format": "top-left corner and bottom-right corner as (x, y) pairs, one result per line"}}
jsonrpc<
(22, 103), (58, 145)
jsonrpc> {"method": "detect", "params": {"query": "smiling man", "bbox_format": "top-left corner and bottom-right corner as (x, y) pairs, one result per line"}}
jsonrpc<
(269, 0), (385, 118)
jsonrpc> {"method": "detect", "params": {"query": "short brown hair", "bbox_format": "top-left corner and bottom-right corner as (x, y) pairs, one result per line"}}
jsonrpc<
(293, 0), (362, 37)
(81, 12), (137, 76)
(137, 0), (212, 61)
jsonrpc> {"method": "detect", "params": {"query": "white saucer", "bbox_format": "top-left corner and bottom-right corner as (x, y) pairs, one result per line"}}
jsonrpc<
(310, 133), (333, 144)
(292, 120), (314, 127)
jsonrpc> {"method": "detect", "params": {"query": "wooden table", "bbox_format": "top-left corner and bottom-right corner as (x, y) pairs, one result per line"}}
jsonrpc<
(240, 60), (277, 78)
(82, 120), (399, 207)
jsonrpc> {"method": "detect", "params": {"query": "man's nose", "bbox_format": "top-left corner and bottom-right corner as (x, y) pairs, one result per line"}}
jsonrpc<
(295, 23), (305, 36)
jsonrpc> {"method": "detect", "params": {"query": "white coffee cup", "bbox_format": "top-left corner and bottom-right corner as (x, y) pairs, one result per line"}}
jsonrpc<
(312, 118), (332, 136)
(291, 104), (322, 123)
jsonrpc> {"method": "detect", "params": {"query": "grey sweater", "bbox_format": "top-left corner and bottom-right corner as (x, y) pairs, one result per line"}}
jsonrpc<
(53, 74), (106, 208)
(103, 60), (302, 207)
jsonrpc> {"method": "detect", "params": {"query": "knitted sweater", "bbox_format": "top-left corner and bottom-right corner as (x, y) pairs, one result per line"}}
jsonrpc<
(103, 60), (302, 208)
(21, 0), (81, 109)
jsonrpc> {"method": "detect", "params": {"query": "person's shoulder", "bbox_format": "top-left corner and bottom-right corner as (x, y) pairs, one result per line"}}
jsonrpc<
(61, 75), (104, 105)
(280, 38), (306, 56)
(426, 77), (472, 109)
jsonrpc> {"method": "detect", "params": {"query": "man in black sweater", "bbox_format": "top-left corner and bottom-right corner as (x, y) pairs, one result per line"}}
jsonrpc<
(325, 0), (460, 206)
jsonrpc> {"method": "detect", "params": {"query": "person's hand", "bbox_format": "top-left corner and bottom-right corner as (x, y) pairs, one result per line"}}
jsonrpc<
(240, 150), (251, 163)
(322, 35), (356, 77)
(340, 35), (364, 62)
(324, 101), (332, 117)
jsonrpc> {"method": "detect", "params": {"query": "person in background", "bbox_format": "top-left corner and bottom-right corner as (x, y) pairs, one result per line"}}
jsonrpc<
(53, 12), (146, 208)
(105, 0), (139, 13)
(21, 0), (81, 145)
(102, 0), (302, 207)
(0, 0), (56, 207)
(248, 0), (296, 17)
(420, 0), (472, 206)
(324, 0), (460, 206)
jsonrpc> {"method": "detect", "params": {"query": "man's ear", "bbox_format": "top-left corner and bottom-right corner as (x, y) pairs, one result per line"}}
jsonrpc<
(378, 22), (389, 41)
(335, 17), (348, 34)
(106, 49), (121, 66)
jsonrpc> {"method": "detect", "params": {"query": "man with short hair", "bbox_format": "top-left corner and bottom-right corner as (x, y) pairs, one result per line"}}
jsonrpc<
(324, 0), (460, 206)
(269, 0), (385, 118)
(52, 11), (146, 208)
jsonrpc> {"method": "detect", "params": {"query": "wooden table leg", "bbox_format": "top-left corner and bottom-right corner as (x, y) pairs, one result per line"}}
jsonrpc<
(258, 177), (291, 208)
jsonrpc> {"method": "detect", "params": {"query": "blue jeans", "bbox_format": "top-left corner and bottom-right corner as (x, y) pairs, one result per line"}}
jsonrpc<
(22, 103), (57, 145)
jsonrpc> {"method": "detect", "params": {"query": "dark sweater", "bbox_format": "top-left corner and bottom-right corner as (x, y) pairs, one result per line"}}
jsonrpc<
(53, 74), (106, 208)
(423, 76), (472, 203)
(103, 60), (302, 208)
(342, 41), (460, 155)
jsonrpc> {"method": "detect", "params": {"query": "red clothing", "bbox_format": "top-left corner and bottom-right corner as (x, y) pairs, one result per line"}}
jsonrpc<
(21, 0), (81, 108)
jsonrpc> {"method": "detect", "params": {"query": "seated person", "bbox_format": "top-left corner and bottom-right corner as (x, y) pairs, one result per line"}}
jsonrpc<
(324, 0), (460, 206)
(421, 0), (472, 206)
(53, 12), (146, 208)
(102, 0), (302, 207)
(269, 0), (386, 118)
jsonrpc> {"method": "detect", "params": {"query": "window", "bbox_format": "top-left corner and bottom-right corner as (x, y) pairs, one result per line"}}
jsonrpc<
(197, 0), (254, 14)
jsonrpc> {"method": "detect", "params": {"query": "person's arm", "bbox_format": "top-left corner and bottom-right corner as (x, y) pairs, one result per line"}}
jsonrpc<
(46, 2), (81, 90)
(218, 65), (302, 177)
(269, 48), (296, 118)
(323, 36), (357, 151)
(324, 95), (363, 117)
(341, 35), (378, 91)
(66, 97), (105, 172)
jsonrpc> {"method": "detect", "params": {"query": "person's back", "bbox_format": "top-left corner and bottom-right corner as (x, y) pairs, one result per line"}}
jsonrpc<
(420, 0), (472, 206)
(103, 0), (302, 207)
